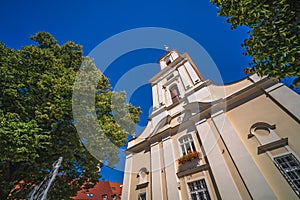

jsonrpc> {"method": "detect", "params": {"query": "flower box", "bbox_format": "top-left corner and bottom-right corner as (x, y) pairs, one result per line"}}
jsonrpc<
(178, 151), (201, 165)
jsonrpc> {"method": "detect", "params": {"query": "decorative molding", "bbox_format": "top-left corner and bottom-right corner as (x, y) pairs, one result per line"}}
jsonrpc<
(257, 138), (288, 155)
(162, 135), (172, 142)
(136, 182), (149, 190)
(250, 122), (276, 133)
(177, 164), (209, 178)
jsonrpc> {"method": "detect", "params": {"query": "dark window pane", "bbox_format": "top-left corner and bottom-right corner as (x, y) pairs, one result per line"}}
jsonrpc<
(191, 193), (197, 200)
(186, 144), (192, 152)
(191, 141), (196, 152)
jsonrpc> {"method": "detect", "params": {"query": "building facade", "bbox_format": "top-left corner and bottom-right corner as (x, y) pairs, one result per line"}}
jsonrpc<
(122, 50), (300, 200)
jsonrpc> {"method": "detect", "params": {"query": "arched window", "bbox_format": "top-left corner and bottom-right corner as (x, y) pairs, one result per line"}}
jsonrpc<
(179, 134), (196, 156)
(170, 85), (180, 104)
(164, 55), (172, 65)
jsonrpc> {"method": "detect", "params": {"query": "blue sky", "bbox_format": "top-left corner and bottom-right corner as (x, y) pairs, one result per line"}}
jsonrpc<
(1, 0), (254, 183)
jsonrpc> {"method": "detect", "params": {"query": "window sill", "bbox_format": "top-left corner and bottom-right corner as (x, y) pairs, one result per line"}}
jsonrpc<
(257, 138), (288, 155)
(136, 182), (149, 190)
(177, 163), (209, 178)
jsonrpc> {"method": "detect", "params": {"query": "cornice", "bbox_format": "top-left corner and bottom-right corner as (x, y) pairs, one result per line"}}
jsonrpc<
(126, 77), (277, 152)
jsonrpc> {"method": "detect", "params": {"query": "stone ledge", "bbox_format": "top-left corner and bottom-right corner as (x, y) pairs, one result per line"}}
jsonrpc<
(177, 164), (209, 178)
(136, 182), (149, 190)
(257, 138), (288, 155)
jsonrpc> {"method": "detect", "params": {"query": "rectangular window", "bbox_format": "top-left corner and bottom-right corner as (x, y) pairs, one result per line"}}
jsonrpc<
(138, 192), (146, 200)
(274, 153), (300, 197)
(188, 179), (211, 200)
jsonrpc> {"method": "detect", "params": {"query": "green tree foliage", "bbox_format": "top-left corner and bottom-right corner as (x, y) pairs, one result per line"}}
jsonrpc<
(0, 32), (141, 199)
(211, 0), (300, 87)
(72, 57), (141, 167)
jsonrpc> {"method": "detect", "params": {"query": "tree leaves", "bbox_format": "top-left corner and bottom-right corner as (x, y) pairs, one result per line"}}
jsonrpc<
(211, 0), (300, 88)
(0, 32), (141, 199)
(72, 57), (141, 168)
(0, 111), (45, 162)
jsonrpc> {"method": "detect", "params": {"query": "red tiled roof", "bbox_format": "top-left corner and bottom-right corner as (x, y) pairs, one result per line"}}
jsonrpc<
(108, 181), (122, 196)
(72, 180), (122, 200)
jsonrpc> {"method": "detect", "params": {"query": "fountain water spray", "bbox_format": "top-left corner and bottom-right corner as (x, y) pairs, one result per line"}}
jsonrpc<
(28, 157), (63, 200)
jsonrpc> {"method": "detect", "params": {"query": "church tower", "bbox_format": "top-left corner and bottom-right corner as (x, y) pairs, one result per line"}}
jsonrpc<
(122, 50), (300, 200)
(150, 49), (204, 110)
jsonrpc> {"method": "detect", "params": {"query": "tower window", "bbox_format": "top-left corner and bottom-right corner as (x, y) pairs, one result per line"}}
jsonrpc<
(170, 85), (180, 104)
(179, 134), (196, 156)
(166, 59), (171, 65)
(274, 153), (300, 197)
(188, 179), (211, 200)
(164, 55), (172, 65)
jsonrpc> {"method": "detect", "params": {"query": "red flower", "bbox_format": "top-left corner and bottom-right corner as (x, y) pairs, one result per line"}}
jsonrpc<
(178, 151), (201, 164)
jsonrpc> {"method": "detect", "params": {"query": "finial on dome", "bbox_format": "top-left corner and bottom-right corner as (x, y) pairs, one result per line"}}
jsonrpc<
(164, 45), (169, 52)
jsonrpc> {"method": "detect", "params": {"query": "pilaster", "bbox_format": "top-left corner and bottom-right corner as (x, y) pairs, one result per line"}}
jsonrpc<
(150, 142), (164, 200)
(212, 112), (276, 199)
(196, 120), (243, 200)
(122, 153), (133, 200)
(162, 136), (181, 200)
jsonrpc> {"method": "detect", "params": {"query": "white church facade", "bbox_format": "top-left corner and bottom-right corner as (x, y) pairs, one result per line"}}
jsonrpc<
(121, 50), (300, 200)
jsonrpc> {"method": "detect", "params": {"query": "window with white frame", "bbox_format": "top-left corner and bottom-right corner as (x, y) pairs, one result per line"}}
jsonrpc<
(188, 179), (211, 200)
(138, 192), (146, 200)
(274, 153), (300, 197)
(179, 134), (196, 155)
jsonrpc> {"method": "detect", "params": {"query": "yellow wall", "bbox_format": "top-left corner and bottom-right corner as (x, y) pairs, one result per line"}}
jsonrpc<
(227, 94), (300, 199)
(129, 150), (151, 199)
